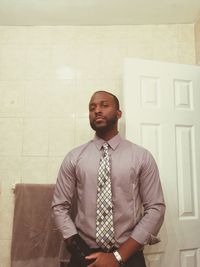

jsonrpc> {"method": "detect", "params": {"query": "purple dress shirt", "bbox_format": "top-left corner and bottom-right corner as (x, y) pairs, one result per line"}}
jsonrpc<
(52, 134), (165, 248)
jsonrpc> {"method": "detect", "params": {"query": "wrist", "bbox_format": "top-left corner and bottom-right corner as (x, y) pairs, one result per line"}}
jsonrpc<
(113, 250), (125, 267)
(64, 234), (77, 248)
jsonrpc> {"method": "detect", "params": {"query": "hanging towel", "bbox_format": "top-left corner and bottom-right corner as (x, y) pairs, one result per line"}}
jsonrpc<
(11, 183), (63, 267)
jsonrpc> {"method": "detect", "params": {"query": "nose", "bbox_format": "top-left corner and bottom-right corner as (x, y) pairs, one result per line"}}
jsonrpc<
(94, 105), (102, 114)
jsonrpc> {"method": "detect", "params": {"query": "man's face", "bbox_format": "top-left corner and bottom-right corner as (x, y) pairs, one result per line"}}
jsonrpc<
(89, 92), (121, 133)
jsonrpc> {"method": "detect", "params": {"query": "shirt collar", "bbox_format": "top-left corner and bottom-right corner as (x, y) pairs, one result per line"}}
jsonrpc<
(93, 133), (122, 151)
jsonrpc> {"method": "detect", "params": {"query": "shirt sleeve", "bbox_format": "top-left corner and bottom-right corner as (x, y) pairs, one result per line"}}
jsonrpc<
(51, 152), (78, 240)
(130, 150), (166, 245)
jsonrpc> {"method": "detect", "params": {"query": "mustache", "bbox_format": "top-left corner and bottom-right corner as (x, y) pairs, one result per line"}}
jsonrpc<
(93, 115), (106, 120)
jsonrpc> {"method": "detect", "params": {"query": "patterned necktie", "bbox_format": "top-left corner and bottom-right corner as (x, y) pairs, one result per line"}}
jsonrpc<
(96, 143), (115, 250)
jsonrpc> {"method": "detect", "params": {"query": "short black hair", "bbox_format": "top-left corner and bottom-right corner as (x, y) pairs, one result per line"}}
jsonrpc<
(93, 91), (120, 110)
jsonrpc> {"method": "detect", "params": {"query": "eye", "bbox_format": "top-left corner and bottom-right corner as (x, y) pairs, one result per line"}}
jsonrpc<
(89, 105), (95, 111)
(102, 102), (109, 107)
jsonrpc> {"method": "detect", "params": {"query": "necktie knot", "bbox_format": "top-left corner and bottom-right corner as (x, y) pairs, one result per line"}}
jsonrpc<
(102, 143), (109, 156)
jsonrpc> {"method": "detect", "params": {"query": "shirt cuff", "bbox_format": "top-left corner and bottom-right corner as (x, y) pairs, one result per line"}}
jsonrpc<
(62, 224), (78, 240)
(131, 227), (160, 245)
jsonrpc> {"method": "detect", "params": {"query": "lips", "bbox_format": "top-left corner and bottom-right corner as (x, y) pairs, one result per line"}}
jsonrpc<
(95, 116), (105, 122)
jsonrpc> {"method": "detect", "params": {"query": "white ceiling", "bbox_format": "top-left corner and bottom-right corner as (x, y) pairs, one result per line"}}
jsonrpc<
(0, 0), (200, 26)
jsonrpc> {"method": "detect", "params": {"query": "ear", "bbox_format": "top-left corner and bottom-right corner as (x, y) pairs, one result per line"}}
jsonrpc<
(117, 110), (122, 119)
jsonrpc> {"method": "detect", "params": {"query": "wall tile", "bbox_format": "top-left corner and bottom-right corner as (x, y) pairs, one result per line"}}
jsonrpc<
(0, 27), (33, 45)
(0, 195), (14, 250)
(22, 118), (48, 156)
(25, 45), (52, 80)
(0, 175), (19, 196)
(75, 44), (102, 79)
(0, 118), (23, 156)
(24, 81), (51, 117)
(27, 27), (78, 45)
(0, 45), (27, 80)
(177, 24), (195, 43)
(0, 239), (12, 267)
(0, 81), (25, 117)
(152, 44), (179, 63)
(177, 42), (196, 64)
(24, 80), (76, 117)
(100, 45), (127, 78)
(47, 156), (63, 183)
(72, 27), (103, 46)
(48, 117), (75, 156)
(46, 80), (76, 117)
(151, 25), (178, 44)
(127, 43), (154, 61)
(0, 156), (21, 172)
(0, 156), (22, 196)
(0, 195), (14, 240)
(195, 17), (200, 64)
(51, 45), (77, 77)
(0, 255), (10, 267)
(21, 156), (48, 182)
(0, 194), (14, 213)
(0, 28), (9, 44)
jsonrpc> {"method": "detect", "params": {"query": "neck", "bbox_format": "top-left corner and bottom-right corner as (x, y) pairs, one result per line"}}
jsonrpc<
(96, 129), (119, 141)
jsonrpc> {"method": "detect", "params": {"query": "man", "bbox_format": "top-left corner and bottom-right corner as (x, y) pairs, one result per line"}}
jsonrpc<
(52, 91), (165, 267)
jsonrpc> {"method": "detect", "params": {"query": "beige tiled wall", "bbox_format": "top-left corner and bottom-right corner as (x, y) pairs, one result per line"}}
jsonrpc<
(0, 24), (196, 266)
(195, 17), (200, 64)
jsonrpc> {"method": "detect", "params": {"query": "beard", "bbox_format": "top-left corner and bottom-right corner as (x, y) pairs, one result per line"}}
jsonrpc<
(90, 114), (118, 134)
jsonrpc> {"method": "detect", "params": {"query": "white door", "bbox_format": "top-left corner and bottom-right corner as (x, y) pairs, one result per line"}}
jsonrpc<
(123, 58), (200, 267)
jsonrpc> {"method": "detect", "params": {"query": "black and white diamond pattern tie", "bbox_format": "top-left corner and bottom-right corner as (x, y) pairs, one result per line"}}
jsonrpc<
(96, 143), (115, 250)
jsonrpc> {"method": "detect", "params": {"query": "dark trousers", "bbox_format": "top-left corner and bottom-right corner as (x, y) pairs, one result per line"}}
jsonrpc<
(68, 250), (146, 267)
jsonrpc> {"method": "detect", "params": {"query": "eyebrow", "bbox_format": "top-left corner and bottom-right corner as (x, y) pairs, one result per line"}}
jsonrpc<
(89, 100), (109, 104)
(89, 100), (109, 106)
